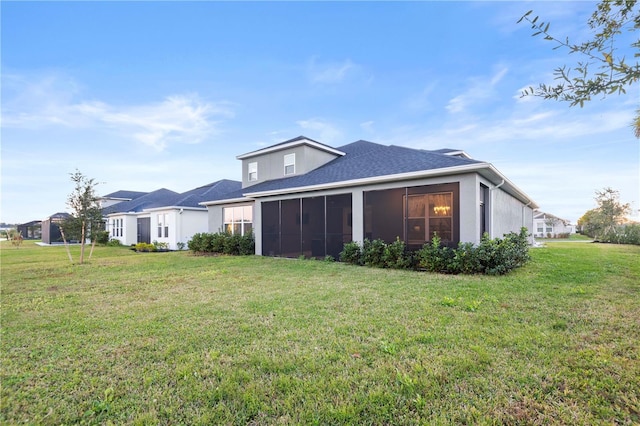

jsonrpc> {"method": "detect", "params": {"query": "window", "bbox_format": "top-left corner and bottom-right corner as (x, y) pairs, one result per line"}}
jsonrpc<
(112, 218), (123, 237)
(364, 183), (459, 248)
(546, 226), (552, 233)
(248, 162), (258, 182)
(157, 214), (168, 238)
(223, 205), (253, 236)
(405, 192), (453, 244)
(284, 153), (295, 175)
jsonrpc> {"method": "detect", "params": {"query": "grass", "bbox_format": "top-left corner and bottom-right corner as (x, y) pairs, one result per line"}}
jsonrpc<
(1, 240), (639, 425)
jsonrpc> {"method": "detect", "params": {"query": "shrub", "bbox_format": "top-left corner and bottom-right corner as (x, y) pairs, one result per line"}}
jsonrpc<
(340, 241), (362, 265)
(188, 233), (204, 252)
(383, 237), (411, 269)
(106, 238), (122, 247)
(187, 232), (255, 255)
(362, 238), (387, 268)
(417, 235), (453, 273)
(223, 233), (242, 255)
(95, 231), (110, 245)
(134, 242), (156, 252)
(238, 232), (255, 255)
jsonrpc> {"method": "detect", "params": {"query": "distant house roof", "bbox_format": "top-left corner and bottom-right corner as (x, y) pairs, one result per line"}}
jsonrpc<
(146, 180), (243, 210)
(102, 189), (179, 215)
(100, 190), (148, 200)
(44, 212), (72, 220)
(104, 180), (243, 214)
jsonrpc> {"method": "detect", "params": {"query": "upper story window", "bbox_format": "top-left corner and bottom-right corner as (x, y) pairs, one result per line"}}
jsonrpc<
(284, 153), (295, 176)
(248, 162), (258, 182)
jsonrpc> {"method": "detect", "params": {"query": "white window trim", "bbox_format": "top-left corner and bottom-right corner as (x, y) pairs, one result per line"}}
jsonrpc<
(284, 153), (295, 176)
(248, 162), (258, 181)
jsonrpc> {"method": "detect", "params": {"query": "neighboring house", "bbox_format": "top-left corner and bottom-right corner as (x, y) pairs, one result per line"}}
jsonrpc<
(103, 180), (241, 249)
(41, 212), (72, 244)
(201, 136), (538, 259)
(533, 210), (575, 238)
(17, 220), (42, 240)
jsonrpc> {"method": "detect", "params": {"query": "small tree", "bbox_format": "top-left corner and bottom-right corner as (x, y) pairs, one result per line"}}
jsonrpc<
(63, 170), (103, 264)
(578, 187), (631, 241)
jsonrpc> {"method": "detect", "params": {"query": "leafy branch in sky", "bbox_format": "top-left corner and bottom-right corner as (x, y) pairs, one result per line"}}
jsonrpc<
(518, 0), (640, 137)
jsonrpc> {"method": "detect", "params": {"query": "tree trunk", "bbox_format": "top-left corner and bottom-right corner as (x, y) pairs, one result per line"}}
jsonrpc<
(59, 227), (74, 263)
(79, 220), (86, 264)
(88, 237), (97, 260)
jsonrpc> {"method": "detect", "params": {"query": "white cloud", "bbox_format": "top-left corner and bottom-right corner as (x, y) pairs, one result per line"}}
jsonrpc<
(296, 118), (342, 144)
(360, 120), (375, 133)
(308, 57), (359, 84)
(1, 73), (234, 151)
(446, 65), (509, 114)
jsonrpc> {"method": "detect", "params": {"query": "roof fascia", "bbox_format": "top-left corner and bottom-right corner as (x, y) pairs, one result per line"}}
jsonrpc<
(236, 139), (345, 160)
(199, 197), (253, 207)
(143, 206), (207, 213)
(243, 162), (539, 209)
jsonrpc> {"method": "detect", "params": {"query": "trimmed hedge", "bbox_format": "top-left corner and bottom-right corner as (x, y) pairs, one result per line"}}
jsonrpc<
(188, 232), (255, 256)
(339, 228), (531, 275)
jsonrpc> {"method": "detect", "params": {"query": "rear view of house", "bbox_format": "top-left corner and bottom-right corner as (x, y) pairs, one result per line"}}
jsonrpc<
(201, 136), (538, 259)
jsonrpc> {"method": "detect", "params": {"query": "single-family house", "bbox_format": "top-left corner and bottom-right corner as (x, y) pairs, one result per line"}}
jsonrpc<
(17, 220), (42, 240)
(103, 180), (241, 249)
(201, 136), (538, 259)
(533, 210), (575, 238)
(103, 188), (180, 246)
(41, 212), (72, 244)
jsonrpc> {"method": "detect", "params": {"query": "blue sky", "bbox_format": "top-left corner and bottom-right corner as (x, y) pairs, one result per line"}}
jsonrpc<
(2, 1), (638, 225)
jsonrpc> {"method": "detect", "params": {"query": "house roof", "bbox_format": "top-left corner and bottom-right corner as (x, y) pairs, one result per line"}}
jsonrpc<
(242, 140), (483, 194)
(104, 180), (243, 214)
(102, 188), (179, 215)
(201, 139), (538, 209)
(148, 180), (243, 210)
(100, 190), (148, 200)
(236, 135), (346, 160)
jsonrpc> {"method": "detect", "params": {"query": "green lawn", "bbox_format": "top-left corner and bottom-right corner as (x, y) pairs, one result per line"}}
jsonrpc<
(2, 241), (639, 425)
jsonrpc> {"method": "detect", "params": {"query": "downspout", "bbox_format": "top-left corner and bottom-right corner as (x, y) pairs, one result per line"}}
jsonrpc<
(522, 201), (533, 244)
(489, 180), (505, 238)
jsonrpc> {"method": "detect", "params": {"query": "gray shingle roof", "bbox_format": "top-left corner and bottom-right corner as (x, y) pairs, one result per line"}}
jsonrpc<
(102, 180), (242, 214)
(168, 179), (242, 208)
(101, 190), (148, 200)
(243, 140), (483, 194)
(102, 188), (179, 215)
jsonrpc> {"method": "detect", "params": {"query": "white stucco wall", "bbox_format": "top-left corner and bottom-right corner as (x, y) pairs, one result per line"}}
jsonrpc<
(108, 214), (139, 246)
(150, 208), (208, 250)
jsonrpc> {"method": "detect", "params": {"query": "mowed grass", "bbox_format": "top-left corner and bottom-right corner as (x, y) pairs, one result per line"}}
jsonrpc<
(1, 241), (638, 425)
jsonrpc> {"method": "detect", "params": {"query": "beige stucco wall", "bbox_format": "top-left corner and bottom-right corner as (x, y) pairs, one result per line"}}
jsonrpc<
(241, 145), (338, 188)
(491, 187), (534, 239)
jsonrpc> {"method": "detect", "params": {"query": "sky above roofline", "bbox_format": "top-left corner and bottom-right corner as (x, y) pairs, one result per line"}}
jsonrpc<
(1, 1), (638, 224)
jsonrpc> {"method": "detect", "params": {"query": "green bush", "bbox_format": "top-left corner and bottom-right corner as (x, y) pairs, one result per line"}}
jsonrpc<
(239, 232), (255, 255)
(340, 228), (531, 275)
(383, 237), (411, 269)
(95, 231), (110, 245)
(223, 233), (242, 255)
(340, 241), (362, 265)
(134, 242), (156, 252)
(362, 238), (387, 268)
(106, 238), (122, 247)
(187, 232), (255, 255)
